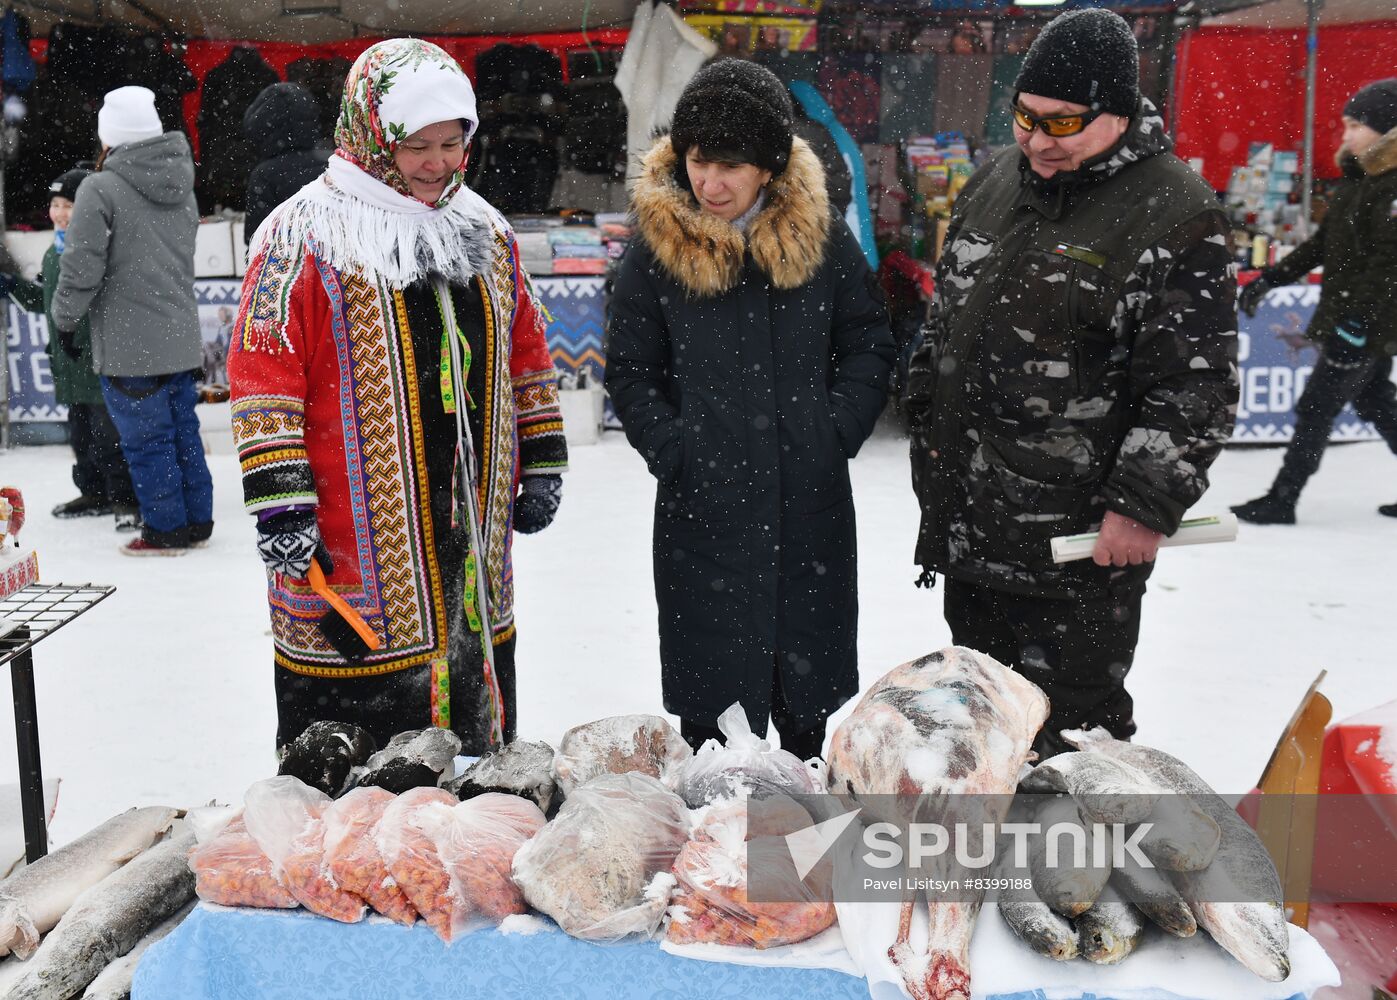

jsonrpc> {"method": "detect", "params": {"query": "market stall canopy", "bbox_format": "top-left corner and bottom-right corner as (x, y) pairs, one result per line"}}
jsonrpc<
(1203, 0), (1397, 26)
(10, 0), (636, 44)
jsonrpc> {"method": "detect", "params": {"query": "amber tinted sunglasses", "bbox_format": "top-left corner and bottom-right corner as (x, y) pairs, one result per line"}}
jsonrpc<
(1011, 103), (1103, 138)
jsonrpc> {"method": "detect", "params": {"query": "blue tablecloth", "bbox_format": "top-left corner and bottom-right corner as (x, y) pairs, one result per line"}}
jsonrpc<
(133, 905), (1309, 1000)
(135, 906), (869, 1000)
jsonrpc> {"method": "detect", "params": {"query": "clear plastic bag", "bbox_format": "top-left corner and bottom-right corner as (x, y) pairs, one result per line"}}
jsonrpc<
(188, 813), (299, 910)
(552, 715), (692, 796)
(434, 793), (547, 922)
(376, 786), (461, 941)
(243, 775), (367, 923)
(322, 786), (418, 925)
(512, 772), (690, 942)
(665, 797), (836, 949)
(675, 703), (826, 808)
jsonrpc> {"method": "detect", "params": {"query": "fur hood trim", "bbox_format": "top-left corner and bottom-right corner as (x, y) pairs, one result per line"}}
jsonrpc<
(632, 135), (830, 297)
(1360, 125), (1397, 177)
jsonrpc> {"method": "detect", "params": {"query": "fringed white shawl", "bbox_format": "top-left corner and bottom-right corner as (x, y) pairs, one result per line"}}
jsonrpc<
(248, 154), (507, 289)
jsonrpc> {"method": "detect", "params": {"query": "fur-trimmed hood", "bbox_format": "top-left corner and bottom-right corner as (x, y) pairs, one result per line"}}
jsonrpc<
(1360, 125), (1397, 177)
(632, 135), (831, 297)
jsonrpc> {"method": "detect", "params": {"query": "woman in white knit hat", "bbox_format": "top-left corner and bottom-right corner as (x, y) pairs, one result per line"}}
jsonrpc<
(228, 39), (567, 752)
(51, 84), (214, 556)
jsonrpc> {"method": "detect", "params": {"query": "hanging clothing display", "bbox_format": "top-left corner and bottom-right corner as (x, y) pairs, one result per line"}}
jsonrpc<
(879, 53), (938, 143)
(985, 53), (1027, 148)
(817, 51), (882, 146)
(934, 53), (994, 141)
(197, 46), (280, 211)
(615, 0), (717, 182)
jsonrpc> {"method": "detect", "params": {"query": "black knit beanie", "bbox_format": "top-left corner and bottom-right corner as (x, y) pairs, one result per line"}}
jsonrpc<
(670, 58), (794, 177)
(48, 168), (91, 203)
(1344, 79), (1397, 137)
(1014, 9), (1140, 117)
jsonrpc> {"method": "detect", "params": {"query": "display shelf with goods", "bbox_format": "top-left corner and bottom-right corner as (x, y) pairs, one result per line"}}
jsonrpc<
(1225, 144), (1307, 270)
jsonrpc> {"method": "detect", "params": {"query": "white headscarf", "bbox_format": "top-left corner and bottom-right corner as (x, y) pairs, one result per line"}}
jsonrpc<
(248, 38), (504, 288)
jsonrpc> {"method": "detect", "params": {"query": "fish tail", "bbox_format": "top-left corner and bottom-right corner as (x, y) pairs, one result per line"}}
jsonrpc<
(0, 898), (39, 960)
(1061, 727), (1114, 751)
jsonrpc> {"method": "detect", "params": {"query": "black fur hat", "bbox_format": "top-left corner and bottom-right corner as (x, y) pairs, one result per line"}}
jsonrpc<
(670, 58), (794, 177)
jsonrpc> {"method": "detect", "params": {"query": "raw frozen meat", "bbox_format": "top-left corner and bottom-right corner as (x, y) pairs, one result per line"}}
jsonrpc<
(552, 715), (692, 796)
(513, 772), (689, 941)
(356, 728), (462, 793)
(277, 721), (377, 798)
(827, 647), (1049, 1000)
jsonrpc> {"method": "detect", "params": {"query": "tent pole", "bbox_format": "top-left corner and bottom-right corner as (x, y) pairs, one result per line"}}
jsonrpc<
(1300, 0), (1321, 240)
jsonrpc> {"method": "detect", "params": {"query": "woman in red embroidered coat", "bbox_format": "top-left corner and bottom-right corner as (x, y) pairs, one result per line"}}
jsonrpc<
(229, 39), (567, 753)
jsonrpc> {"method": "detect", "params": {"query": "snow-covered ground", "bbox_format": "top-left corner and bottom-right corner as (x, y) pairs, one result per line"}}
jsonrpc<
(0, 421), (1394, 844)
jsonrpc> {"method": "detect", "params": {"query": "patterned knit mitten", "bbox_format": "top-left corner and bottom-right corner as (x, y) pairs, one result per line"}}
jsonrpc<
(256, 510), (333, 578)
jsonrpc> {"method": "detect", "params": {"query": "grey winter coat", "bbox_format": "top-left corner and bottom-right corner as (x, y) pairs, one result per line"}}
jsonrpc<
(52, 132), (202, 377)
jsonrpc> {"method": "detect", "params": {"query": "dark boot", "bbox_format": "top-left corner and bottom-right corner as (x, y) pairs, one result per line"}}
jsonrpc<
(1380, 502), (1397, 518)
(52, 495), (112, 519)
(1231, 492), (1297, 525)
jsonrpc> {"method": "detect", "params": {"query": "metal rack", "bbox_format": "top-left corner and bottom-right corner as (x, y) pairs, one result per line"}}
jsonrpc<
(1, 582), (115, 863)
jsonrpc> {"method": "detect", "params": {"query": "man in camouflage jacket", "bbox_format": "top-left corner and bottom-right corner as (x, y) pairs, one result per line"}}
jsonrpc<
(905, 9), (1239, 755)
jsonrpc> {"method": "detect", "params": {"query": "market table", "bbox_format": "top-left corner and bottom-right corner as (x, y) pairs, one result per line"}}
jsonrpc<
(134, 904), (1321, 1000)
(1, 582), (115, 862)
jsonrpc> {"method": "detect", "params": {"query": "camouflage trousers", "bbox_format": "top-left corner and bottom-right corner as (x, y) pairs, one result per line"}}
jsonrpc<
(943, 576), (1147, 759)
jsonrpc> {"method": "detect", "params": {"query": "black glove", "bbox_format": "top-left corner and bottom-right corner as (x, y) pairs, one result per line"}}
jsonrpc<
(256, 510), (333, 578)
(1325, 324), (1369, 366)
(56, 327), (82, 361)
(1237, 276), (1274, 318)
(514, 474), (562, 534)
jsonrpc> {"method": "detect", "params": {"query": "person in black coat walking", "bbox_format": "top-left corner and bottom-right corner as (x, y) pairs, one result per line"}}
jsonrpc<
(242, 82), (330, 243)
(1232, 79), (1397, 524)
(606, 59), (895, 762)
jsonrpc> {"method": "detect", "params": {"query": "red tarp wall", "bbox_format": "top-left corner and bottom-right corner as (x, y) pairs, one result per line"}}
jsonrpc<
(1172, 22), (1397, 190)
(181, 32), (629, 158)
(28, 30), (630, 160)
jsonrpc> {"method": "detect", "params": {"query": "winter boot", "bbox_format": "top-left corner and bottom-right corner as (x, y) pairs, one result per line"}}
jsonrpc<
(1231, 492), (1297, 525)
(120, 524), (190, 557)
(113, 505), (141, 533)
(188, 522), (214, 549)
(52, 495), (111, 519)
(1380, 502), (1397, 518)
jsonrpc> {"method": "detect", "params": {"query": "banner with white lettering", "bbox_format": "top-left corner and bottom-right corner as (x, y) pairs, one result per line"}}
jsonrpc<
(1234, 282), (1392, 443)
(5, 279), (242, 422)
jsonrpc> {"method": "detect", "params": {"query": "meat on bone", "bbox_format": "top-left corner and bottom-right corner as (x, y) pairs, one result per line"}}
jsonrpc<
(827, 647), (1049, 1000)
